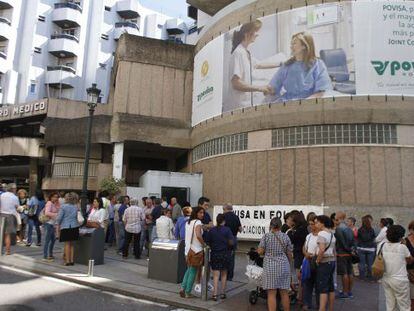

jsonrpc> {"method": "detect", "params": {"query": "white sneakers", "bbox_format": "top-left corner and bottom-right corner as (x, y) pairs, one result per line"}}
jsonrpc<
(193, 283), (214, 294)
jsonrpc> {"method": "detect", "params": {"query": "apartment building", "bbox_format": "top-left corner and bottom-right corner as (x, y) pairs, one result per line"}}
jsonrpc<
(0, 0), (189, 105)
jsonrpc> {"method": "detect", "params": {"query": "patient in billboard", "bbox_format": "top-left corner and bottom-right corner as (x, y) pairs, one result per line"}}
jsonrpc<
(266, 32), (332, 102)
(226, 20), (280, 112)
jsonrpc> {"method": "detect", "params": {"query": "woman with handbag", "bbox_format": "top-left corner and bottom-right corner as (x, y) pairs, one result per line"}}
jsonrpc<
(56, 192), (80, 266)
(42, 192), (60, 261)
(302, 214), (319, 310)
(403, 221), (414, 310)
(257, 217), (293, 311)
(16, 189), (28, 243)
(205, 213), (234, 301)
(179, 206), (205, 298)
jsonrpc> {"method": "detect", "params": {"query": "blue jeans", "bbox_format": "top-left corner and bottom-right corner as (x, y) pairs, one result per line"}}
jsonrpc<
(27, 218), (41, 245)
(140, 227), (150, 255)
(117, 221), (125, 252)
(303, 268), (319, 309)
(357, 249), (376, 278)
(228, 238), (237, 280)
(43, 223), (56, 258)
(105, 219), (115, 245)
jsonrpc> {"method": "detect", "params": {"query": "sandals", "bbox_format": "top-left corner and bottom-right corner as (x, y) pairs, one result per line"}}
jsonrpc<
(212, 295), (218, 301)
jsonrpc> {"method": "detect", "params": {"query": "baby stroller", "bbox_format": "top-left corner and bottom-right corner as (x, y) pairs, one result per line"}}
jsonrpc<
(246, 248), (298, 309)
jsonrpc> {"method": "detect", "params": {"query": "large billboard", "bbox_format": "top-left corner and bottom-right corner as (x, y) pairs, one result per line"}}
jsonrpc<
(192, 1), (414, 126)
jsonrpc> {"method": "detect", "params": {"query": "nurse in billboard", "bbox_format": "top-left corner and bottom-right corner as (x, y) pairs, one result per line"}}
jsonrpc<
(226, 20), (278, 112)
(267, 32), (332, 102)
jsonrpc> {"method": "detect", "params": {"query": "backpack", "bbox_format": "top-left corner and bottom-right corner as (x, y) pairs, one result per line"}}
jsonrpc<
(372, 243), (385, 278)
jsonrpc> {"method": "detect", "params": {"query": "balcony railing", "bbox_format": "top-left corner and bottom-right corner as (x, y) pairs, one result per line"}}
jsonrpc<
(49, 162), (97, 177)
(54, 2), (82, 12)
(115, 21), (139, 31)
(0, 51), (6, 59)
(47, 65), (76, 74)
(0, 17), (11, 26)
(51, 33), (79, 43)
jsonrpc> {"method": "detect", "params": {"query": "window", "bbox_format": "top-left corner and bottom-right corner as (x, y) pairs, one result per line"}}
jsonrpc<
(101, 34), (109, 40)
(34, 47), (41, 54)
(29, 80), (37, 94)
(38, 15), (46, 22)
(105, 6), (111, 11)
(63, 29), (76, 36)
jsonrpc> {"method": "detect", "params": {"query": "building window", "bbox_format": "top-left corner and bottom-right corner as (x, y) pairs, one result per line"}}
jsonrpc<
(34, 47), (42, 54)
(101, 34), (109, 40)
(271, 124), (397, 148)
(63, 28), (76, 36)
(105, 6), (111, 11)
(38, 15), (46, 22)
(29, 80), (37, 94)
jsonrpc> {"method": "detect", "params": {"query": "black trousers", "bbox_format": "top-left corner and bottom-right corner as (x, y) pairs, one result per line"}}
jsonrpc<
(123, 231), (141, 259)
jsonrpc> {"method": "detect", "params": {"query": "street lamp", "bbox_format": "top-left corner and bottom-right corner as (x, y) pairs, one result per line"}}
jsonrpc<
(80, 83), (101, 216)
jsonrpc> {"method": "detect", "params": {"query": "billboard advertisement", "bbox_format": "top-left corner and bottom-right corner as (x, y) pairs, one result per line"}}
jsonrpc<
(192, 1), (414, 126)
(213, 205), (325, 240)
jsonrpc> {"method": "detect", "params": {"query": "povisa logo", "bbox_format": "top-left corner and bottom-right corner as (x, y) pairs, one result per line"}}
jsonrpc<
(371, 60), (414, 76)
(197, 86), (214, 102)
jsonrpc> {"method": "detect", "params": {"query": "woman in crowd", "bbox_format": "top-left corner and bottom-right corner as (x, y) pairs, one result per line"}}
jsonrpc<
(302, 214), (319, 310)
(16, 189), (28, 243)
(205, 213), (234, 301)
(267, 32), (332, 102)
(179, 206), (205, 299)
(156, 208), (174, 239)
(257, 217), (293, 311)
(43, 192), (60, 261)
(314, 215), (336, 311)
(380, 225), (413, 311)
(26, 190), (45, 247)
(375, 218), (388, 245)
(404, 220), (414, 310)
(86, 197), (106, 229)
(175, 205), (192, 240)
(56, 192), (80, 266)
(357, 215), (376, 280)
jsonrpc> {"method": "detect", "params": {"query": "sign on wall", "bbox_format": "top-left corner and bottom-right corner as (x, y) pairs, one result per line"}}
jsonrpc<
(0, 100), (48, 121)
(192, 1), (414, 126)
(213, 205), (325, 241)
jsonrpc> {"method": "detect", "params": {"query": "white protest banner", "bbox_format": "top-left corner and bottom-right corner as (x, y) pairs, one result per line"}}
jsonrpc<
(213, 205), (325, 241)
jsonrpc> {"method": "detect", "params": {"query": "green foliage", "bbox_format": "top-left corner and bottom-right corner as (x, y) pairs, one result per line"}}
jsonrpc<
(99, 177), (125, 195)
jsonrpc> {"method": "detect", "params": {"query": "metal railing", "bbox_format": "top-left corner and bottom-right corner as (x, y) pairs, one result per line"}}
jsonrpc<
(50, 162), (98, 177)
(54, 2), (82, 12)
(0, 17), (11, 26)
(47, 65), (76, 74)
(51, 33), (79, 43)
(115, 21), (139, 31)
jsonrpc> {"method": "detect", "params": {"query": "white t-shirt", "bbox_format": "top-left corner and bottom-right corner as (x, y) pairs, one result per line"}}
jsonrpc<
(156, 215), (174, 240)
(88, 208), (106, 228)
(316, 230), (336, 257)
(375, 226), (388, 244)
(304, 233), (319, 255)
(0, 192), (19, 215)
(380, 242), (411, 281)
(225, 44), (258, 112)
(185, 219), (203, 256)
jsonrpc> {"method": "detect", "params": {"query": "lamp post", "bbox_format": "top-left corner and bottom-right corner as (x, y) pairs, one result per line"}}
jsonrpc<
(80, 83), (101, 216)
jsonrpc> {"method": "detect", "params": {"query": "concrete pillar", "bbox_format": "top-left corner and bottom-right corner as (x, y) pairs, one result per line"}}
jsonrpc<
(113, 142), (124, 179)
(29, 158), (38, 196)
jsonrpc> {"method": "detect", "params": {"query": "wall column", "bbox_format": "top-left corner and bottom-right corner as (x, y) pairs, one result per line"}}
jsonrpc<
(29, 158), (38, 195)
(112, 142), (124, 179)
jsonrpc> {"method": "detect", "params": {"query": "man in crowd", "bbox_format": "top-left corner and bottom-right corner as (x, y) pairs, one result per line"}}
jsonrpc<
(117, 196), (130, 255)
(171, 197), (182, 224)
(150, 198), (163, 241)
(122, 198), (145, 259)
(223, 203), (242, 281)
(105, 195), (116, 247)
(140, 197), (154, 256)
(0, 183), (19, 255)
(335, 211), (356, 299)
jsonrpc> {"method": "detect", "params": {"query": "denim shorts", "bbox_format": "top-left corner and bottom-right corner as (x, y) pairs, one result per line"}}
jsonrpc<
(316, 261), (335, 294)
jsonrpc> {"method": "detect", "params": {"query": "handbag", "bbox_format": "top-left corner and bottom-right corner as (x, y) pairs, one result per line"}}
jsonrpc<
(38, 209), (50, 224)
(77, 211), (85, 226)
(351, 250), (360, 264)
(372, 243), (385, 278)
(186, 221), (204, 267)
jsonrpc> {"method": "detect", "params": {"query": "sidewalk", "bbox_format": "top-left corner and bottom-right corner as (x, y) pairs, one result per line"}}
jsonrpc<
(0, 242), (381, 311)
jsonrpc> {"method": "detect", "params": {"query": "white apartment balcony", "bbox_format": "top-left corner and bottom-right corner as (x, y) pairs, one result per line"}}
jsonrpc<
(0, 0), (13, 10)
(49, 34), (79, 58)
(166, 18), (186, 35)
(0, 51), (7, 73)
(114, 22), (139, 40)
(45, 65), (76, 89)
(0, 17), (11, 41)
(52, 2), (82, 28)
(116, 0), (140, 19)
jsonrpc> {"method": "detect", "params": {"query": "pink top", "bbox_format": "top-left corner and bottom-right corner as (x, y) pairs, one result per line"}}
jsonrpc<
(45, 201), (60, 220)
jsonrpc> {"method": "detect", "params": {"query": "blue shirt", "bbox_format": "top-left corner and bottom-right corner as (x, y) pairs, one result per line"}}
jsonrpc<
(56, 203), (79, 229)
(269, 59), (332, 102)
(118, 204), (128, 221)
(28, 196), (46, 217)
(151, 205), (162, 225)
(175, 216), (189, 240)
(206, 226), (234, 253)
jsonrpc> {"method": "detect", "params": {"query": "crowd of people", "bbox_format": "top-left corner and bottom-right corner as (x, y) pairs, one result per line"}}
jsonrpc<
(1, 182), (413, 310)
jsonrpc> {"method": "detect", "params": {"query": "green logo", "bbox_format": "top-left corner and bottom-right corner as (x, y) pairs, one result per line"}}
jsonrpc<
(197, 86), (214, 102)
(371, 60), (414, 76)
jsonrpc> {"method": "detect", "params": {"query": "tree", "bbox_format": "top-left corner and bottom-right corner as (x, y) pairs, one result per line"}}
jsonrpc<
(99, 177), (125, 195)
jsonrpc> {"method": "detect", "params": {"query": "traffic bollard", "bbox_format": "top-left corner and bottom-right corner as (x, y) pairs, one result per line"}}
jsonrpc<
(88, 259), (94, 277)
(201, 246), (210, 301)
(0, 216), (5, 256)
